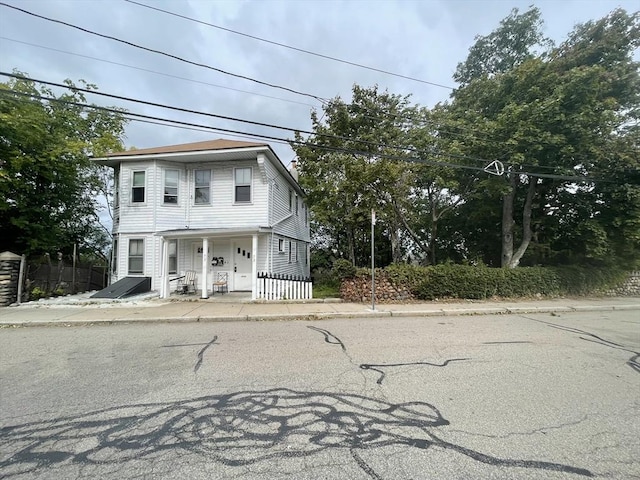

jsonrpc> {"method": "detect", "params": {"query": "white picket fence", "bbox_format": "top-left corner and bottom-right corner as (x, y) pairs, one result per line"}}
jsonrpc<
(257, 273), (313, 300)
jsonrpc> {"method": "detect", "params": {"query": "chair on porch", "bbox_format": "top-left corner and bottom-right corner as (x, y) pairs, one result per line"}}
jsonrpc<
(176, 270), (197, 294)
(212, 272), (228, 295)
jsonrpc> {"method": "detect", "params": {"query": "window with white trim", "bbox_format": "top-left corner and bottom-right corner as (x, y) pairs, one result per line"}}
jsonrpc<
(235, 167), (251, 203)
(278, 238), (285, 253)
(293, 241), (298, 262)
(164, 169), (179, 204)
(295, 195), (299, 216)
(194, 169), (211, 205)
(168, 240), (177, 275)
(132, 171), (145, 203)
(128, 239), (144, 274)
(288, 241), (292, 263)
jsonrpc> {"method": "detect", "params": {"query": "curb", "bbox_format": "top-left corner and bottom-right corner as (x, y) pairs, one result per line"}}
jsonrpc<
(1, 304), (639, 328)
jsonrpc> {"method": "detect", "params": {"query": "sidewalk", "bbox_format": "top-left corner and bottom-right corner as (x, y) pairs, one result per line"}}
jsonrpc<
(1, 294), (639, 327)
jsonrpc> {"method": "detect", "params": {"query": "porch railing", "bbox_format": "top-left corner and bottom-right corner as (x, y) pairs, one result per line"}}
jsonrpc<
(257, 272), (312, 300)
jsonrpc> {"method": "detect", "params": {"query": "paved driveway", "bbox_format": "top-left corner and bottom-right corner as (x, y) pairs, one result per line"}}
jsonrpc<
(1, 311), (638, 479)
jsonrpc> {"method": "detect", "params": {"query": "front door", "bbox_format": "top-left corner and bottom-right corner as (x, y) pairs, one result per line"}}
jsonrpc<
(233, 239), (252, 291)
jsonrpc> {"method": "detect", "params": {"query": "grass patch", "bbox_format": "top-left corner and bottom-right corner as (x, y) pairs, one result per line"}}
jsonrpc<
(313, 283), (340, 299)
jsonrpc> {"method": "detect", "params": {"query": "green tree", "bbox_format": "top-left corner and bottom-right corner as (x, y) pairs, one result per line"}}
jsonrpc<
(450, 8), (640, 267)
(292, 85), (424, 266)
(0, 73), (127, 258)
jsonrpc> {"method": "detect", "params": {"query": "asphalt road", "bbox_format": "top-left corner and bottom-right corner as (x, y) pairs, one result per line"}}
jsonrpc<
(1, 311), (639, 479)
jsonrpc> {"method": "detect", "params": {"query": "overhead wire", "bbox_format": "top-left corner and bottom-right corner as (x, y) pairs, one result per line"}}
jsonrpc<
(123, 0), (455, 90)
(0, 1), (500, 143)
(0, 86), (612, 184)
(4, 1), (625, 170)
(0, 2), (536, 153)
(0, 88), (497, 174)
(0, 2), (327, 103)
(0, 36), (319, 109)
(0, 71), (504, 168)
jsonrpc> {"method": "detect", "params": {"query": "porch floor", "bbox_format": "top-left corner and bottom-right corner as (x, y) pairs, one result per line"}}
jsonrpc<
(169, 291), (253, 303)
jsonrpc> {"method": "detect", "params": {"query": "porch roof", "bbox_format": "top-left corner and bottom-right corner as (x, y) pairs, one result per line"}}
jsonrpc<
(156, 226), (272, 239)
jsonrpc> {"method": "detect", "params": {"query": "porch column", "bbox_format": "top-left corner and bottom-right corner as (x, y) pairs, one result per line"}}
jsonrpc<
(251, 234), (258, 300)
(161, 237), (170, 299)
(201, 237), (209, 299)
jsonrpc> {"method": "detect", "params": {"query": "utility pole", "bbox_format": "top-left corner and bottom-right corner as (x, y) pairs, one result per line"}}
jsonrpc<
(371, 209), (375, 311)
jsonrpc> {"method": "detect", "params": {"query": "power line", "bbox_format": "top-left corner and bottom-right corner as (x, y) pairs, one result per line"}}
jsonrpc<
(0, 2), (327, 103)
(0, 3), (509, 149)
(0, 88), (493, 174)
(3, 34), (494, 149)
(0, 71), (503, 168)
(0, 87), (611, 184)
(0, 36), (319, 109)
(124, 0), (455, 91)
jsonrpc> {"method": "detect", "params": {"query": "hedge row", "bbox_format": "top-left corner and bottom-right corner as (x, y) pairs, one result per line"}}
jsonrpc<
(346, 263), (627, 300)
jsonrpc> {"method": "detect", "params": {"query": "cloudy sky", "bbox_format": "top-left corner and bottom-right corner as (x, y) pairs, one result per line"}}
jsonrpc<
(0, 0), (636, 165)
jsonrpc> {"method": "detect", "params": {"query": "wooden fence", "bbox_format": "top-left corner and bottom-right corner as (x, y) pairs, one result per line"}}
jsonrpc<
(256, 272), (313, 300)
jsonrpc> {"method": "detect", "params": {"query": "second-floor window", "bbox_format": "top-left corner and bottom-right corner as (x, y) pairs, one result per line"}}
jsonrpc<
(132, 171), (145, 203)
(235, 167), (251, 203)
(194, 169), (211, 205)
(164, 169), (178, 204)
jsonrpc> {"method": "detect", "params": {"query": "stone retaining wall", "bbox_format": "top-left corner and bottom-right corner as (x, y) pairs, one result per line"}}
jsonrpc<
(0, 252), (22, 306)
(340, 274), (415, 303)
(608, 270), (640, 297)
(341, 270), (640, 303)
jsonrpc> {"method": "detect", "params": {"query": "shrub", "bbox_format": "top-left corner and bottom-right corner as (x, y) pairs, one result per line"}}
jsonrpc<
(30, 287), (46, 301)
(385, 263), (426, 291)
(332, 259), (357, 280)
(553, 265), (627, 295)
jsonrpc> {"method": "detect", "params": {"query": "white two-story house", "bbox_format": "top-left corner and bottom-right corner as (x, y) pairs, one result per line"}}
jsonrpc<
(94, 139), (311, 300)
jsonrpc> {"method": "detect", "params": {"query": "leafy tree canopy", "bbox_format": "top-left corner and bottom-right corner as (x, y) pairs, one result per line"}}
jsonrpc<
(0, 72), (127, 259)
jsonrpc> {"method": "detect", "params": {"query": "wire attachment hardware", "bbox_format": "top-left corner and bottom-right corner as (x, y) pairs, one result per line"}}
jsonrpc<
(484, 160), (505, 176)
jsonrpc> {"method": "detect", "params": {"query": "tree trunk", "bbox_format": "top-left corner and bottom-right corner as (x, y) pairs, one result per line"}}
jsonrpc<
(390, 226), (401, 264)
(429, 210), (438, 265)
(393, 201), (431, 261)
(508, 177), (536, 268)
(501, 174), (517, 268)
(347, 228), (356, 266)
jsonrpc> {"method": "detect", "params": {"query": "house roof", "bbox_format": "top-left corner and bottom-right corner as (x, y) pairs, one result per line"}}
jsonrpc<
(95, 137), (305, 197)
(105, 139), (268, 157)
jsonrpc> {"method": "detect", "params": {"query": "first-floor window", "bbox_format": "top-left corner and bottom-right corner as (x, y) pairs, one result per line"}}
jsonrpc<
(288, 241), (292, 263)
(278, 238), (285, 253)
(168, 240), (177, 275)
(293, 241), (298, 262)
(128, 239), (144, 274)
